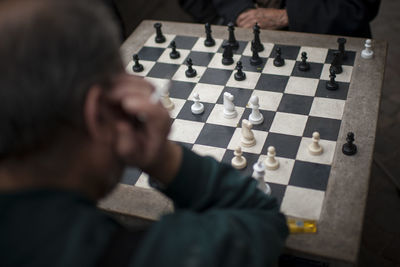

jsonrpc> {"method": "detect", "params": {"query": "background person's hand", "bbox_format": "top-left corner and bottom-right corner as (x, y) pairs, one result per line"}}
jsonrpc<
(236, 8), (289, 30)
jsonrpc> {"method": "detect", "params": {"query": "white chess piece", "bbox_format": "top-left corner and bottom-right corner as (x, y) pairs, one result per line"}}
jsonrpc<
(231, 146), (247, 170)
(240, 119), (256, 147)
(361, 39), (374, 59)
(308, 132), (323, 155)
(265, 146), (279, 170)
(191, 92), (204, 114)
(159, 82), (174, 110)
(248, 95), (263, 125)
(252, 161), (271, 195)
(223, 92), (237, 119)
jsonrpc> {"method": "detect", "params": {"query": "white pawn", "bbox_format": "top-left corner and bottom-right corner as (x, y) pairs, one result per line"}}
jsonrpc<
(252, 161), (271, 195)
(248, 95), (264, 125)
(308, 132), (323, 155)
(265, 146), (279, 170)
(223, 92), (237, 119)
(241, 119), (256, 147)
(191, 92), (204, 114)
(361, 39), (374, 59)
(159, 82), (174, 110)
(231, 146), (247, 170)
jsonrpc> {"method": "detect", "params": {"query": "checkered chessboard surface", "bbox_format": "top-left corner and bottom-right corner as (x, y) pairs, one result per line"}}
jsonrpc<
(123, 32), (356, 220)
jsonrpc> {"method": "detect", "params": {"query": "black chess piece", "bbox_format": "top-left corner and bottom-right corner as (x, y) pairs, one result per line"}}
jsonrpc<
(330, 51), (343, 74)
(154, 22), (166, 43)
(185, 58), (197, 78)
(342, 132), (357, 156)
(227, 22), (239, 50)
(204, 23), (215, 47)
(337, 37), (347, 60)
(298, 51), (310, 71)
(252, 23), (264, 52)
(222, 43), (234, 65)
(132, 54), (144, 72)
(326, 68), (339, 90)
(250, 41), (262, 66)
(273, 47), (285, 67)
(169, 41), (180, 59)
(234, 61), (246, 81)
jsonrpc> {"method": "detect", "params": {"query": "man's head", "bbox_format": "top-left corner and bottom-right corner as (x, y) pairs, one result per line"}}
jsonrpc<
(0, 0), (126, 198)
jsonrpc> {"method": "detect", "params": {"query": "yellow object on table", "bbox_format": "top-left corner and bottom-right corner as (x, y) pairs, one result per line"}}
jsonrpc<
(287, 218), (317, 234)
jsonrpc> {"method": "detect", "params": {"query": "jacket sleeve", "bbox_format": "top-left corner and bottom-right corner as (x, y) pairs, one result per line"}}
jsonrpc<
(133, 147), (288, 267)
(285, 0), (380, 37)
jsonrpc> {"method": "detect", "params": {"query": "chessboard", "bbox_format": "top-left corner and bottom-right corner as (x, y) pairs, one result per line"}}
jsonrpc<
(121, 22), (357, 221)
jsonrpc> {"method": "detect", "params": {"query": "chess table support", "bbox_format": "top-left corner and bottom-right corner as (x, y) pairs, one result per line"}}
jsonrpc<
(99, 20), (387, 266)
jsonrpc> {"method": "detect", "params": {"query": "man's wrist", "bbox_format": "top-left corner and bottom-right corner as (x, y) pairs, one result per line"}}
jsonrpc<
(277, 9), (289, 28)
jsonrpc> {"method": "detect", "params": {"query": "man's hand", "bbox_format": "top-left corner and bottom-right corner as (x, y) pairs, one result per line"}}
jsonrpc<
(236, 8), (289, 30)
(107, 75), (182, 185)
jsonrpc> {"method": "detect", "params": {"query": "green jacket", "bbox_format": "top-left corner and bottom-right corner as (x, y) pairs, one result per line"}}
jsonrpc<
(0, 147), (288, 267)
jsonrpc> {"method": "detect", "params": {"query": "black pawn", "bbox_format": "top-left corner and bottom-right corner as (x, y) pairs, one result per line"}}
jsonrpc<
(298, 51), (310, 71)
(204, 23), (215, 47)
(250, 41), (262, 66)
(337, 37), (347, 60)
(326, 68), (339, 90)
(185, 58), (197, 78)
(252, 23), (264, 52)
(234, 61), (246, 81)
(330, 51), (343, 74)
(273, 47), (285, 67)
(222, 43), (234, 65)
(132, 54), (144, 72)
(342, 132), (357, 156)
(227, 22), (239, 50)
(169, 41), (180, 59)
(154, 22), (166, 43)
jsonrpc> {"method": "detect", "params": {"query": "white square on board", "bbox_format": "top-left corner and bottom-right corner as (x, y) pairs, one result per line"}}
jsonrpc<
(171, 65), (207, 83)
(262, 58), (296, 76)
(168, 98), (186, 119)
(296, 46), (329, 63)
(192, 38), (224, 53)
(157, 48), (191, 65)
(192, 144), (226, 162)
(206, 104), (245, 127)
(226, 71), (261, 89)
(208, 53), (241, 70)
(191, 83), (225, 103)
(227, 128), (268, 154)
(169, 119), (204, 143)
(320, 64), (353, 83)
(309, 97), (345, 120)
(284, 76), (319, 97)
(242, 42), (274, 58)
(143, 34), (176, 48)
(269, 112), (308, 136)
(296, 137), (336, 165)
(135, 173), (151, 189)
(258, 155), (295, 185)
(251, 90), (283, 111)
(144, 77), (170, 91)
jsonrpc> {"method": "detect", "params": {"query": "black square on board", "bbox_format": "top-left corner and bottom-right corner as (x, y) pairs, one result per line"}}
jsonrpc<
(172, 36), (198, 50)
(239, 56), (267, 73)
(176, 101), (214, 122)
(303, 116), (342, 141)
(325, 49), (356, 66)
(147, 62), (180, 79)
(270, 44), (301, 60)
(269, 183), (287, 207)
(240, 108), (276, 132)
(169, 81), (196, 99)
(195, 124), (236, 148)
(277, 94), (313, 115)
(216, 87), (253, 107)
(262, 133), (301, 159)
(121, 168), (142, 185)
(315, 80), (349, 100)
(291, 62), (324, 79)
(185, 51), (214, 66)
(199, 68), (232, 85)
(137, 47), (164, 61)
(221, 149), (260, 179)
(289, 161), (331, 191)
(255, 74), (289, 93)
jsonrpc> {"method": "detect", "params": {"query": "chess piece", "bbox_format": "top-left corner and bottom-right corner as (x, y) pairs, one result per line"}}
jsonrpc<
(273, 47), (285, 67)
(250, 41), (263, 66)
(265, 146), (279, 170)
(308, 132), (323, 155)
(298, 51), (310, 71)
(326, 68), (339, 90)
(252, 23), (264, 52)
(204, 23), (216, 47)
(185, 58), (197, 78)
(191, 92), (204, 114)
(231, 146), (247, 169)
(330, 51), (343, 74)
(248, 95), (263, 125)
(241, 119), (256, 147)
(234, 61), (246, 81)
(252, 161), (271, 195)
(337, 37), (347, 60)
(227, 22), (239, 50)
(222, 43), (234, 65)
(159, 82), (174, 110)
(223, 92), (237, 119)
(169, 41), (180, 59)
(154, 22), (166, 43)
(132, 54), (144, 73)
(342, 132), (357, 155)
(361, 39), (374, 59)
